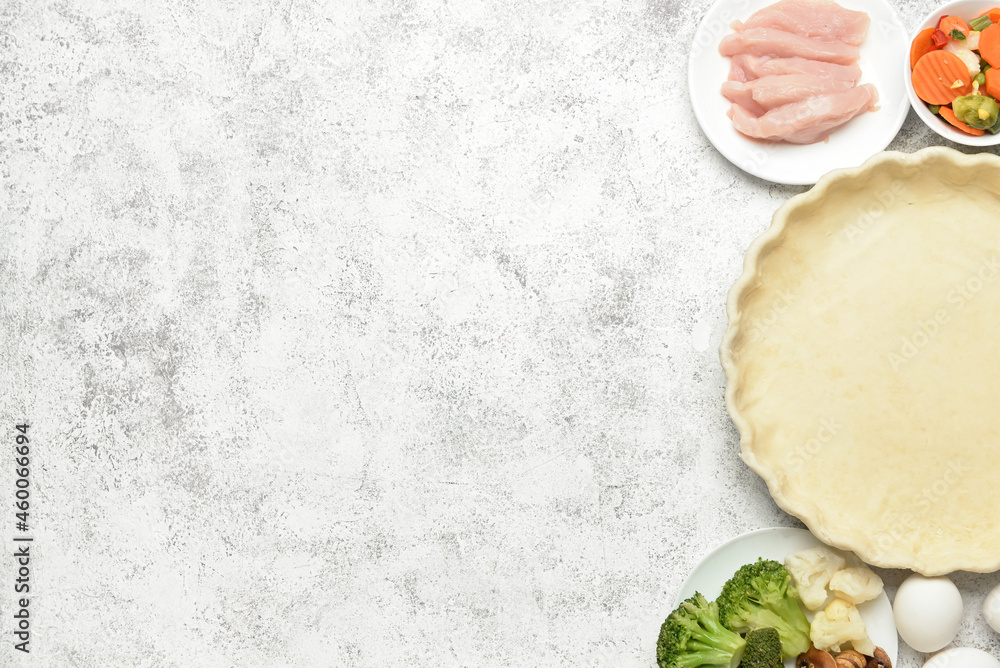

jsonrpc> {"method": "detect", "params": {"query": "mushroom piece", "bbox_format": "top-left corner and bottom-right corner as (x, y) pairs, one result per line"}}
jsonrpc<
(865, 648), (891, 668)
(798, 647), (837, 668)
(835, 650), (867, 668)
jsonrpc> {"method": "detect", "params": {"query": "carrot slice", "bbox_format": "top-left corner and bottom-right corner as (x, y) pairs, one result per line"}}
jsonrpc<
(912, 50), (973, 104)
(939, 15), (971, 38)
(986, 67), (1000, 99)
(939, 105), (986, 135)
(980, 23), (1000, 68)
(910, 28), (943, 69)
(976, 8), (1000, 23)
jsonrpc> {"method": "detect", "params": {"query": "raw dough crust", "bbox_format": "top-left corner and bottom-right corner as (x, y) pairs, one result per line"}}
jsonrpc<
(721, 147), (1000, 575)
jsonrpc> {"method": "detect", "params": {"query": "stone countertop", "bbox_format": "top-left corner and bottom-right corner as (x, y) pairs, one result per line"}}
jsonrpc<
(1, 0), (998, 665)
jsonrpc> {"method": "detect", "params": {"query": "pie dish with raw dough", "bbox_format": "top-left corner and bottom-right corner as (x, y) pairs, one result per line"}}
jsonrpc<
(721, 147), (1000, 575)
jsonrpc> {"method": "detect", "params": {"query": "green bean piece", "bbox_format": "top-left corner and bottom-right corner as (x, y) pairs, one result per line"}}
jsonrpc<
(971, 14), (992, 31)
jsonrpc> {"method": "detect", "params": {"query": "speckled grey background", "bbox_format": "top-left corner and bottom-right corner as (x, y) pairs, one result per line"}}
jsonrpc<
(0, 0), (998, 665)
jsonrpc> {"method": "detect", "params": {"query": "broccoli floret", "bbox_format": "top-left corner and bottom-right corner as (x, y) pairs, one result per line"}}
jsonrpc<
(717, 559), (811, 659)
(657, 592), (746, 668)
(742, 628), (783, 668)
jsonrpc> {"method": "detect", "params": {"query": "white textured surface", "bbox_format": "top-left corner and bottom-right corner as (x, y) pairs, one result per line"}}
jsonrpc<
(0, 0), (998, 665)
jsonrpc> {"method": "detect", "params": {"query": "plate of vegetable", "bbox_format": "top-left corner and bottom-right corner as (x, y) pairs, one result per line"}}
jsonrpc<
(906, 1), (1000, 144)
(657, 527), (897, 668)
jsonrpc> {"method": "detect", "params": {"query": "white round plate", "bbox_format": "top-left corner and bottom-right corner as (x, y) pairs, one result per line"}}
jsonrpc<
(674, 527), (898, 667)
(688, 0), (910, 185)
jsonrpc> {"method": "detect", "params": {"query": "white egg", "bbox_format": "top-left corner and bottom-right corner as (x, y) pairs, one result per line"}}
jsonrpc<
(923, 647), (1000, 668)
(893, 573), (963, 653)
(983, 582), (1000, 634)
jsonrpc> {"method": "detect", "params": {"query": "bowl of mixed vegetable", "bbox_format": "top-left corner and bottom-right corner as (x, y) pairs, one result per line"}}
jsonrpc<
(905, 1), (1000, 145)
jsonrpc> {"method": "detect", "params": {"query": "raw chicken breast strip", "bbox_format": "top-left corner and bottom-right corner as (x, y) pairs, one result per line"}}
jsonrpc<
(741, 74), (855, 109)
(719, 27), (860, 64)
(721, 82), (768, 116)
(730, 84), (878, 143)
(730, 55), (861, 82)
(729, 56), (754, 83)
(735, 0), (870, 45)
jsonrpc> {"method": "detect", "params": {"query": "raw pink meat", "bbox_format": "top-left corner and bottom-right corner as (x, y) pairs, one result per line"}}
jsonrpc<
(732, 55), (861, 82)
(735, 0), (870, 45)
(721, 82), (768, 116)
(719, 27), (859, 64)
(743, 74), (855, 109)
(730, 84), (878, 143)
(718, 1), (875, 144)
(726, 103), (755, 121)
(729, 56), (754, 83)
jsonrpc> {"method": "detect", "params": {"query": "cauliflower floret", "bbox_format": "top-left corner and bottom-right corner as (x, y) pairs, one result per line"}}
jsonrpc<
(944, 40), (982, 75)
(830, 565), (884, 605)
(848, 633), (876, 656)
(785, 547), (845, 611)
(811, 598), (875, 655)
